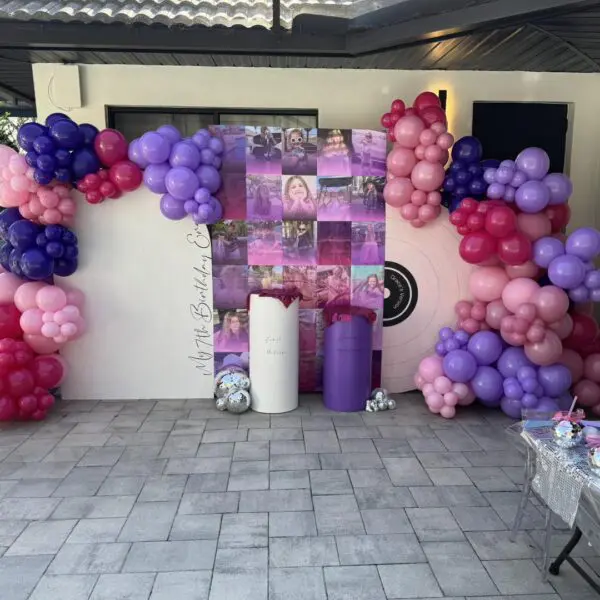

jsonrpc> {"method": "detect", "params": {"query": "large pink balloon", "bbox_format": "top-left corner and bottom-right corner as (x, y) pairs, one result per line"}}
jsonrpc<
(20, 309), (43, 335)
(501, 278), (540, 313)
(517, 212), (552, 242)
(410, 160), (445, 193)
(469, 267), (510, 302)
(505, 261), (540, 280)
(524, 330), (562, 366)
(583, 353), (600, 383)
(36, 286), (67, 312)
(550, 313), (573, 340)
(384, 177), (414, 208)
(394, 115), (426, 149)
(387, 147), (417, 178)
(23, 333), (62, 355)
(418, 355), (444, 382)
(14, 282), (45, 312)
(0, 273), (23, 304)
(533, 286), (569, 323)
(560, 348), (584, 383)
(573, 379), (600, 408)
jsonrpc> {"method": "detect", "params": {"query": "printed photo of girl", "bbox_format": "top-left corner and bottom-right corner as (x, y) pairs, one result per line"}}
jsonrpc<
(212, 221), (248, 265)
(282, 175), (317, 220)
(283, 266), (317, 308)
(248, 266), (283, 292)
(247, 221), (283, 266)
(213, 265), (249, 309)
(209, 125), (246, 173)
(282, 221), (317, 265)
(351, 222), (385, 265)
(246, 126), (282, 175)
(246, 175), (283, 221)
(351, 266), (385, 310)
(282, 128), (318, 175)
(316, 266), (351, 308)
(213, 310), (249, 352)
(317, 129), (353, 177)
(351, 129), (387, 177)
(350, 177), (386, 222)
(317, 222), (352, 266)
(317, 177), (352, 221)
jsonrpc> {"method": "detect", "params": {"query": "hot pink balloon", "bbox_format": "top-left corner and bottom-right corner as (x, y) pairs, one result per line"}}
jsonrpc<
(469, 267), (510, 302)
(0, 273), (24, 304)
(14, 282), (45, 312)
(23, 333), (63, 354)
(418, 354), (444, 382)
(387, 147), (417, 178)
(394, 115), (426, 148)
(384, 177), (414, 208)
(19, 309), (43, 335)
(524, 330), (563, 366)
(560, 348), (584, 383)
(501, 278), (540, 313)
(411, 160), (445, 192)
(517, 212), (552, 242)
(36, 287), (67, 312)
(505, 261), (540, 280)
(533, 286), (569, 323)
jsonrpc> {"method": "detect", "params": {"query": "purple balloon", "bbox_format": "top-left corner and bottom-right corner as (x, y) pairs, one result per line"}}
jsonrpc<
(503, 378), (523, 399)
(49, 119), (83, 151)
(444, 339), (460, 353)
(439, 327), (453, 341)
(454, 330), (470, 345)
(497, 347), (533, 378)
(510, 170), (527, 188)
(451, 136), (482, 164)
(548, 254), (586, 290)
(143, 163), (171, 194)
(194, 188), (211, 204)
(471, 366), (503, 405)
(222, 354), (244, 368)
(209, 137), (225, 155)
(165, 167), (199, 200)
(210, 199), (223, 222)
(535, 397), (559, 413)
(18, 123), (47, 152)
(200, 148), (215, 166)
(192, 131), (210, 149)
(184, 200), (198, 214)
(435, 343), (446, 356)
(70, 148), (100, 181)
(538, 364), (572, 397)
(515, 147), (550, 181)
(504, 185), (516, 202)
(495, 166), (514, 185)
(159, 194), (187, 220)
(33, 135), (54, 155)
(515, 180), (550, 213)
(585, 270), (600, 290)
(533, 236), (564, 269)
(196, 165), (221, 194)
(487, 182), (505, 200)
(565, 228), (600, 262)
(467, 330), (503, 365)
(521, 377), (538, 394)
(169, 141), (201, 171)
(128, 139), (150, 169)
(591, 289), (600, 302)
(521, 393), (539, 408)
(140, 132), (171, 164)
(79, 123), (99, 147)
(483, 168), (497, 184)
(194, 203), (215, 225)
(501, 396), (523, 419)
(213, 156), (223, 170)
(442, 350), (477, 383)
(543, 173), (572, 205)
(569, 286), (590, 303)
(157, 125), (182, 146)
(517, 366), (537, 382)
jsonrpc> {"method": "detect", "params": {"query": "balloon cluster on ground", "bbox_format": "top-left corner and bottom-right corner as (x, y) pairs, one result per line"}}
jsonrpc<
(128, 125), (225, 224)
(383, 92), (453, 227)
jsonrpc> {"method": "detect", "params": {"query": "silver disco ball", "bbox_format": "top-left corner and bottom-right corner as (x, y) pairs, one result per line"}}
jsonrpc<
(589, 447), (600, 474)
(386, 398), (397, 410)
(226, 390), (252, 414)
(553, 420), (583, 449)
(214, 366), (246, 394)
(371, 388), (388, 403)
(215, 371), (250, 400)
(215, 397), (228, 412)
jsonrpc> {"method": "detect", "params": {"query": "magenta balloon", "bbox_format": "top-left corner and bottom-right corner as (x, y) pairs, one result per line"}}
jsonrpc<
(548, 254), (586, 290)
(565, 227), (600, 262)
(515, 147), (550, 181)
(515, 180), (550, 213)
(165, 166), (199, 200)
(543, 173), (572, 205)
(159, 194), (187, 220)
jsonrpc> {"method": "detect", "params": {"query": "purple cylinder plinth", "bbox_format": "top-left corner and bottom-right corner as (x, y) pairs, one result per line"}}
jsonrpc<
(323, 315), (373, 412)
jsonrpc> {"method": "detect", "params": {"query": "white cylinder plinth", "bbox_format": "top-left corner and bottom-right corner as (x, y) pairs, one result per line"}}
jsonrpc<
(249, 295), (299, 413)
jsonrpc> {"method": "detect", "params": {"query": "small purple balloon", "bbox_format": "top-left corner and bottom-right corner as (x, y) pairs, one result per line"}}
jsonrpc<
(157, 125), (182, 146)
(543, 173), (572, 205)
(535, 397), (559, 413)
(210, 199), (223, 222)
(143, 163), (171, 194)
(569, 286), (590, 303)
(194, 203), (215, 224)
(128, 139), (150, 169)
(184, 200), (198, 214)
(585, 270), (600, 290)
(504, 186), (516, 202)
(495, 166), (514, 185)
(517, 366), (537, 382)
(521, 377), (538, 394)
(159, 194), (187, 220)
(200, 148), (215, 166)
(532, 236), (564, 269)
(439, 327), (453, 341)
(442, 349), (478, 383)
(521, 393), (539, 408)
(591, 288), (600, 302)
(471, 366), (503, 405)
(503, 378), (523, 400)
(510, 170), (527, 188)
(169, 141), (201, 171)
(140, 131), (171, 164)
(565, 227), (600, 262)
(515, 147), (550, 181)
(222, 354), (244, 368)
(497, 347), (533, 378)
(194, 188), (211, 204)
(487, 182), (505, 200)
(209, 137), (225, 155)
(213, 156), (223, 170)
(192, 130), (210, 149)
(454, 330), (470, 345)
(500, 396), (523, 419)
(196, 165), (221, 194)
(548, 254), (586, 290)
(467, 330), (503, 366)
(483, 168), (497, 184)
(444, 339), (460, 353)
(165, 167), (200, 201)
(515, 180), (550, 213)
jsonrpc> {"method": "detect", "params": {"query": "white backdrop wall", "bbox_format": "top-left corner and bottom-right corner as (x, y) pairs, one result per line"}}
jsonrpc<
(31, 64), (600, 400)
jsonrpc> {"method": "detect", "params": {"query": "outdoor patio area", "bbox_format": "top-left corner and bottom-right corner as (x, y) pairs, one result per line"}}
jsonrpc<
(0, 394), (597, 600)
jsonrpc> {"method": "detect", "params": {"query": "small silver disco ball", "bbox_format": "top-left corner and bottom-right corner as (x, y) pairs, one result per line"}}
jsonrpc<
(386, 398), (396, 410)
(215, 371), (250, 400)
(215, 397), (228, 412)
(589, 447), (600, 474)
(553, 420), (583, 449)
(226, 390), (252, 414)
(377, 399), (388, 411)
(370, 388), (388, 403)
(214, 366), (246, 393)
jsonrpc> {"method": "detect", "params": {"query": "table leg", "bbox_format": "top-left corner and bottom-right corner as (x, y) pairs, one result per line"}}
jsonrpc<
(541, 506), (553, 582)
(511, 447), (533, 542)
(549, 527), (582, 575)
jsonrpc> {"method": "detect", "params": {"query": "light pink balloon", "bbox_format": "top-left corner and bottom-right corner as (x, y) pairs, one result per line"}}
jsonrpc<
(410, 219), (425, 228)
(0, 272), (24, 304)
(411, 160), (445, 192)
(414, 145), (426, 160)
(384, 177), (414, 208)
(440, 405), (456, 418)
(515, 303), (536, 321)
(505, 261), (540, 280)
(423, 383), (434, 395)
(452, 382), (469, 400)
(436, 133), (454, 150)
(414, 373), (425, 389)
(560, 348), (584, 383)
(387, 147), (417, 178)
(443, 392), (459, 406)
(38, 189), (59, 208)
(524, 330), (563, 366)
(418, 354), (444, 382)
(60, 322), (77, 338)
(411, 190), (427, 206)
(433, 375), (452, 394)
(0, 145), (14, 166)
(11, 174), (29, 193)
(517, 212), (552, 242)
(455, 300), (473, 319)
(42, 311), (54, 323)
(19, 309), (43, 334)
(400, 204), (418, 220)
(418, 204), (439, 223)
(426, 392), (445, 410)
(427, 191), (442, 206)
(419, 129), (437, 146)
(28, 196), (44, 215)
(36, 286), (67, 312)
(533, 286), (569, 323)
(526, 324), (546, 343)
(424, 145), (444, 163)
(62, 305), (80, 320)
(41, 322), (60, 339)
(469, 267), (510, 302)
(65, 288), (85, 307)
(501, 278), (540, 313)
(550, 313), (573, 340)
(430, 122), (447, 135)
(42, 209), (62, 225)
(19, 204), (36, 220)
(9, 154), (27, 175)
(14, 282), (45, 311)
(58, 198), (76, 215)
(23, 333), (63, 354)
(458, 387), (476, 406)
(394, 115), (426, 149)
(2, 186), (27, 207)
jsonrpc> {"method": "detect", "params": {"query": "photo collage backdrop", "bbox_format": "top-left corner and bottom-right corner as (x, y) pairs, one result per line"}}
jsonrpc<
(211, 125), (387, 391)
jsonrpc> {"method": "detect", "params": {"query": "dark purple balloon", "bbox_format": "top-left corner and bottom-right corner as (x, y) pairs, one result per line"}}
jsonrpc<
(54, 148), (72, 168)
(36, 154), (56, 173)
(50, 119), (84, 150)
(451, 136), (483, 164)
(79, 123), (99, 147)
(33, 169), (53, 185)
(20, 248), (53, 281)
(45, 113), (70, 127)
(17, 123), (47, 152)
(71, 148), (100, 181)
(8, 220), (42, 251)
(25, 151), (38, 168)
(33, 135), (55, 155)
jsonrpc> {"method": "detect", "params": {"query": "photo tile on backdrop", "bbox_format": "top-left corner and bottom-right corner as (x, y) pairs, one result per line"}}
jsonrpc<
(210, 126), (386, 391)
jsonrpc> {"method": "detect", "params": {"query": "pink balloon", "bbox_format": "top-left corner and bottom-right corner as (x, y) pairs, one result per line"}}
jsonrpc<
(411, 160), (445, 192)
(19, 309), (43, 334)
(455, 300), (473, 319)
(384, 177), (414, 208)
(560, 348), (584, 383)
(427, 191), (442, 206)
(505, 261), (540, 280)
(423, 383), (434, 395)
(58, 198), (76, 216)
(469, 267), (510, 302)
(414, 145), (426, 160)
(458, 388), (476, 406)
(573, 379), (600, 407)
(387, 147), (417, 177)
(418, 204), (439, 223)
(462, 318), (480, 334)
(41, 322), (60, 338)
(430, 122), (446, 135)
(524, 330), (563, 366)
(42, 209), (62, 225)
(400, 204), (419, 220)
(419, 129), (437, 146)
(0, 273), (24, 304)
(72, 316), (86, 337)
(23, 333), (63, 354)
(11, 174), (30, 193)
(411, 190), (427, 206)
(414, 373), (425, 389)
(418, 354), (444, 382)
(426, 392), (445, 410)
(452, 382), (469, 400)
(411, 219), (425, 228)
(9, 154), (27, 175)
(433, 376), (452, 394)
(394, 115), (426, 148)
(0, 145), (14, 166)
(501, 278), (540, 313)
(517, 212), (552, 242)
(440, 405), (456, 419)
(583, 353), (600, 383)
(516, 303), (536, 321)
(61, 305), (80, 321)
(443, 392), (459, 406)
(471, 301), (487, 321)
(19, 204), (36, 220)
(65, 288), (85, 307)
(436, 133), (454, 151)
(527, 325), (546, 343)
(550, 313), (573, 340)
(60, 322), (77, 338)
(424, 145), (444, 163)
(533, 286), (569, 323)
(38, 190), (59, 208)
(14, 282), (45, 312)
(36, 286), (67, 312)
(28, 196), (43, 215)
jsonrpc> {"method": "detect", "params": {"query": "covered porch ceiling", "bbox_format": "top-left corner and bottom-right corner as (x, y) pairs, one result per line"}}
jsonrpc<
(0, 0), (600, 105)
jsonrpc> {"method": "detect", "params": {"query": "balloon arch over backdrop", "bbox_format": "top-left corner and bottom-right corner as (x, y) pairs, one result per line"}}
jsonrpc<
(0, 91), (596, 421)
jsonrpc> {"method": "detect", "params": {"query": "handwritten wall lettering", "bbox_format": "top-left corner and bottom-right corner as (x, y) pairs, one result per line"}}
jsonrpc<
(187, 224), (213, 375)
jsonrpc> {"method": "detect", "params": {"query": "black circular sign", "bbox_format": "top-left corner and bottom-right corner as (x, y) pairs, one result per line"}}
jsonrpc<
(384, 260), (418, 327)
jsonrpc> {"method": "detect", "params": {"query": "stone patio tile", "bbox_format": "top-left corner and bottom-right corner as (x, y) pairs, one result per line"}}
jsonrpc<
(269, 512), (317, 537)
(240, 489), (312, 512)
(361, 509), (413, 535)
(269, 567), (326, 600)
(138, 475), (187, 502)
(270, 470), (310, 490)
(348, 468), (392, 488)
(0, 521), (27, 546)
(310, 470), (352, 495)
(378, 563), (443, 598)
(7, 519), (77, 555)
(185, 473), (229, 493)
(67, 519), (126, 544)
(415, 451), (471, 468)
(4, 478), (58, 498)
(354, 486), (416, 509)
(158, 436), (200, 458)
(79, 448), (124, 467)
(410, 485), (488, 508)
(209, 570), (267, 600)
(270, 454), (320, 471)
(218, 513), (268, 548)
(29, 574), (98, 600)
(336, 533), (425, 565)
(233, 441), (269, 461)
(0, 555), (54, 600)
(373, 439), (414, 458)
(383, 458), (432, 486)
(97, 476), (145, 496)
(406, 507), (464, 542)
(304, 431), (340, 454)
(313, 494), (364, 535)
(164, 457), (230, 475)
(483, 559), (554, 595)
(0, 497), (61, 520)
(118, 502), (178, 542)
(150, 571), (212, 600)
(466, 531), (540, 561)
(319, 453), (383, 470)
(339, 439), (376, 453)
(269, 536), (339, 567)
(324, 565), (386, 600)
(52, 467), (110, 497)
(51, 496), (136, 519)
(44, 447), (90, 463)
(269, 441), (306, 455)
(450, 506), (507, 531)
(48, 543), (131, 574)
(89, 573), (155, 600)
(179, 492), (240, 514)
(170, 514), (221, 541)
(464, 466), (518, 492)
(123, 540), (217, 572)
(202, 429), (248, 444)
(249, 428), (303, 441)
(196, 443), (234, 458)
